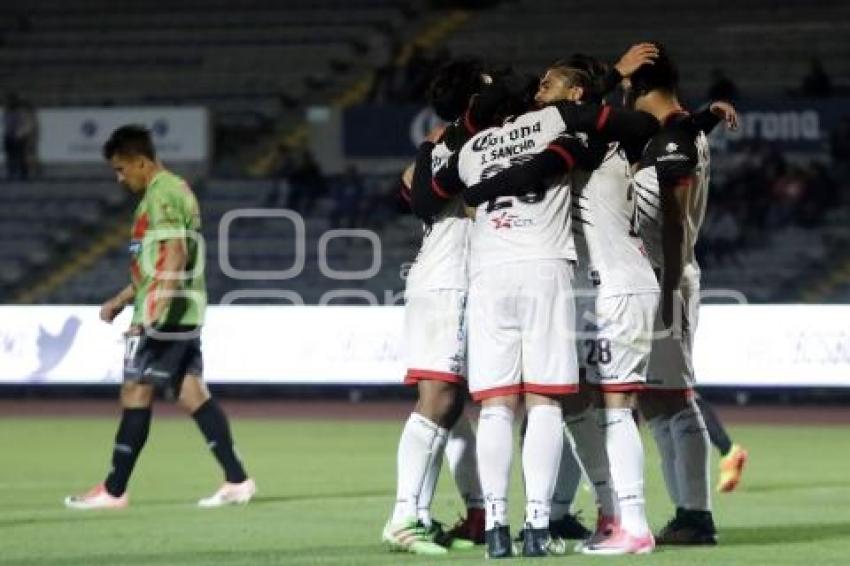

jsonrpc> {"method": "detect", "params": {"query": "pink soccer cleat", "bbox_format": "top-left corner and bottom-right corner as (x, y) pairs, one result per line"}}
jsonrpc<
(581, 525), (655, 555)
(198, 478), (257, 508)
(574, 513), (618, 552)
(64, 483), (128, 510)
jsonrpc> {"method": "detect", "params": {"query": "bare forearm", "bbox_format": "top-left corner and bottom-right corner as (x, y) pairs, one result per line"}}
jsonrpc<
(115, 284), (135, 306)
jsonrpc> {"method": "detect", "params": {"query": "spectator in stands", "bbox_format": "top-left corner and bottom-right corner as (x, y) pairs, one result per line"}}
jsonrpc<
(286, 149), (327, 216)
(263, 143), (296, 208)
(3, 92), (32, 180)
(330, 164), (365, 228)
(799, 161), (837, 226)
(769, 165), (807, 227)
(360, 176), (410, 230)
(368, 38), (405, 103)
(830, 116), (850, 178)
(801, 57), (832, 97)
(707, 68), (739, 102)
(21, 100), (38, 178)
(700, 200), (742, 265)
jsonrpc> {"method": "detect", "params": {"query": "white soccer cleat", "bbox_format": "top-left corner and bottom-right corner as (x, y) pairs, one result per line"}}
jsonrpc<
(198, 478), (257, 508)
(64, 483), (128, 510)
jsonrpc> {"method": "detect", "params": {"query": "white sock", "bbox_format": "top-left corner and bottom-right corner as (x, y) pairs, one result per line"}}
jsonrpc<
(391, 413), (448, 525)
(417, 433), (447, 527)
(670, 402), (711, 512)
(648, 414), (681, 508)
(599, 408), (650, 537)
(565, 407), (616, 519)
(551, 428), (581, 521)
(477, 405), (514, 530)
(446, 416), (484, 510)
(523, 405), (564, 530)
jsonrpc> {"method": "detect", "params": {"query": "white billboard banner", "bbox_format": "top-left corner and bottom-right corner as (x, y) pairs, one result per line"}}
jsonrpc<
(36, 107), (209, 163)
(1, 305), (849, 387)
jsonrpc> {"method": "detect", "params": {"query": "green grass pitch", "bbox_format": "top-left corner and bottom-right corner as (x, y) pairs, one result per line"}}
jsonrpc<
(1, 415), (848, 565)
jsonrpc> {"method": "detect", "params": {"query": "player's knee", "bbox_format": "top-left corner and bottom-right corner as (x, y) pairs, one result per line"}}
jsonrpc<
(416, 381), (462, 427)
(177, 375), (210, 413)
(120, 382), (153, 408)
(603, 390), (636, 409)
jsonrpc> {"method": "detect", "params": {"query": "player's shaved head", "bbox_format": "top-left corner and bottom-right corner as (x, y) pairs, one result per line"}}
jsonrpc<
(629, 41), (678, 97)
(103, 124), (157, 161)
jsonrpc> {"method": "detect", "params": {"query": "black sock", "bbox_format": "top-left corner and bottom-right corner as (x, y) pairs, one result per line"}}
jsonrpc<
(694, 396), (733, 456)
(104, 408), (152, 497)
(192, 399), (248, 483)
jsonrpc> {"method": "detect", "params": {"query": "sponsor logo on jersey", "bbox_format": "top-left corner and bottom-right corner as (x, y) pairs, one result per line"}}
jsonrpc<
(489, 211), (534, 230)
(472, 122), (543, 151)
(657, 153), (689, 162)
(142, 367), (171, 379)
(665, 142), (678, 152)
(431, 155), (447, 173)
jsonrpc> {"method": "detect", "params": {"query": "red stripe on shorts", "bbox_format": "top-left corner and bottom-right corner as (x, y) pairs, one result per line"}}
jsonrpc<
(595, 382), (647, 393)
(404, 369), (464, 385)
(471, 384), (524, 402)
(523, 383), (579, 397)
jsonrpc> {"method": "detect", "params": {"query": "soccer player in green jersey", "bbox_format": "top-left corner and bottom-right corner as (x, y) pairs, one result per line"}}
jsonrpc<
(65, 125), (256, 510)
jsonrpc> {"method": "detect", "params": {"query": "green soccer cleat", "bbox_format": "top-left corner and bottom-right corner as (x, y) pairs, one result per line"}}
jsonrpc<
(429, 519), (476, 550)
(382, 519), (449, 555)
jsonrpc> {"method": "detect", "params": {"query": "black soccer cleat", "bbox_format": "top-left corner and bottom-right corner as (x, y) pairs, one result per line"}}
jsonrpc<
(656, 507), (718, 545)
(520, 524), (568, 557)
(485, 524), (514, 559)
(549, 513), (592, 540)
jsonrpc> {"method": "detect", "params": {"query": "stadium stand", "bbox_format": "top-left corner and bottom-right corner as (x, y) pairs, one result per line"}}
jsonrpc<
(442, 0), (850, 99)
(0, 0), (422, 170)
(4, 0), (850, 306)
(0, 180), (129, 299)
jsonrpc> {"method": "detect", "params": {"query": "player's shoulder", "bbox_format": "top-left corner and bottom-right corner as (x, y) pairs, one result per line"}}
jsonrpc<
(646, 117), (699, 165)
(658, 113), (701, 145)
(431, 141), (453, 163)
(153, 170), (194, 197)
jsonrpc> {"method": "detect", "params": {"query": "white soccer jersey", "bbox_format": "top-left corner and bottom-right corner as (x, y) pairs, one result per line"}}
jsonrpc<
(631, 115), (710, 276)
(406, 141), (471, 291)
(571, 144), (659, 297)
(456, 106), (576, 276)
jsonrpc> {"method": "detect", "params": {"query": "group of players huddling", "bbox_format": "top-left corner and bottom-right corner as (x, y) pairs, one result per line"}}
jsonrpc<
(385, 42), (748, 558)
(53, 37), (750, 561)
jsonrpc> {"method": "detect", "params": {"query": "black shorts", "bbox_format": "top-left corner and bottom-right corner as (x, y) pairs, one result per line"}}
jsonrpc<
(123, 326), (203, 387)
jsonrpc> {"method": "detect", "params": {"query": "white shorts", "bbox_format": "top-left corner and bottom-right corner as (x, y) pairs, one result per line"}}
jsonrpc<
(646, 276), (700, 391)
(589, 292), (658, 391)
(573, 265), (598, 382)
(467, 260), (579, 401)
(403, 288), (467, 385)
